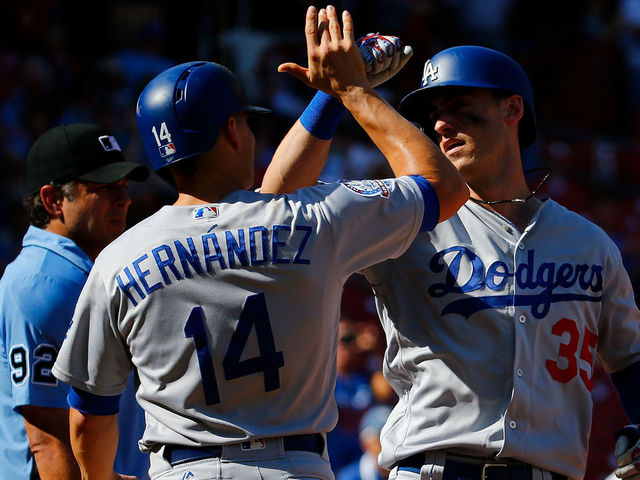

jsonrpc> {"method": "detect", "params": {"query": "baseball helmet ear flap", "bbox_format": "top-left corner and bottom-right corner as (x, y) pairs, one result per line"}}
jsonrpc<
(136, 61), (270, 173)
(398, 45), (536, 148)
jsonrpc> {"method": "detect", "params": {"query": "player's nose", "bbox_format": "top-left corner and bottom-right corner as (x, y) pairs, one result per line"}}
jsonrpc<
(434, 117), (455, 137)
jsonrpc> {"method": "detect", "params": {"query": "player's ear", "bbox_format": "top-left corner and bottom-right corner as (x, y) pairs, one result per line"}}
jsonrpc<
(503, 94), (524, 126)
(220, 114), (242, 151)
(40, 184), (64, 218)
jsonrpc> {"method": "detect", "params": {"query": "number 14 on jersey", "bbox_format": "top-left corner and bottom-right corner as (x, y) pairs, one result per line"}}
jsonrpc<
(184, 293), (285, 405)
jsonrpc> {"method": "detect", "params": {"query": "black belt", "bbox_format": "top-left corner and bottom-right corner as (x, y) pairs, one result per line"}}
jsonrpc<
(164, 433), (324, 466)
(397, 454), (567, 480)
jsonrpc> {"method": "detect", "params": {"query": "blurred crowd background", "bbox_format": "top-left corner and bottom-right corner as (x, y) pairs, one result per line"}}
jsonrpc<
(1, 1), (638, 479)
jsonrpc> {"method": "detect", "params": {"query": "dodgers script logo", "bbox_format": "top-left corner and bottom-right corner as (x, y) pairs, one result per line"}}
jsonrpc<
(428, 246), (603, 319)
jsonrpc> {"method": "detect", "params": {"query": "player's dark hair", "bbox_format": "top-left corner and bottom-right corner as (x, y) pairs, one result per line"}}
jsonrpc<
(158, 155), (201, 189)
(490, 88), (529, 146)
(23, 181), (77, 228)
(169, 156), (200, 178)
(490, 88), (518, 103)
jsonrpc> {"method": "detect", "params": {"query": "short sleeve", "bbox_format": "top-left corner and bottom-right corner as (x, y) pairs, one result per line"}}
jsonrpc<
(53, 269), (132, 396)
(305, 176), (432, 277)
(3, 273), (75, 410)
(596, 243), (640, 373)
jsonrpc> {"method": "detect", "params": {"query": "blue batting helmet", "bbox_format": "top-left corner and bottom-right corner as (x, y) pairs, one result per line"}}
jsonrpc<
(136, 61), (270, 171)
(398, 45), (537, 148)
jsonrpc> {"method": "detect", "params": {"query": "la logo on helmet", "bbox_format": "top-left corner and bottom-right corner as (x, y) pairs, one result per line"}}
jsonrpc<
(422, 60), (439, 86)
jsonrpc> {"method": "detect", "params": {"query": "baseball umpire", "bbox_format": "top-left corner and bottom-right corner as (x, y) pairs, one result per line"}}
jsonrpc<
(0, 123), (150, 479)
(262, 44), (640, 480)
(51, 6), (467, 480)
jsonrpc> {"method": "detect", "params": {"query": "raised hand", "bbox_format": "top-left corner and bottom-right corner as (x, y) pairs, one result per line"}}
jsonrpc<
(278, 5), (369, 99)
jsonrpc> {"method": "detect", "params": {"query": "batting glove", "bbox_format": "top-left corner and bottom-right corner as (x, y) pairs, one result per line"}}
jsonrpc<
(357, 33), (413, 88)
(614, 425), (640, 479)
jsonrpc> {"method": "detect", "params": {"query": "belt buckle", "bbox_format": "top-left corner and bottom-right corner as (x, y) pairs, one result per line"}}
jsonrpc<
(481, 463), (509, 480)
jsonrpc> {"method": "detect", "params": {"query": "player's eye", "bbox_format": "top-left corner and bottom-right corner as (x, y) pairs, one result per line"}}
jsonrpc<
(426, 108), (439, 124)
(339, 334), (356, 344)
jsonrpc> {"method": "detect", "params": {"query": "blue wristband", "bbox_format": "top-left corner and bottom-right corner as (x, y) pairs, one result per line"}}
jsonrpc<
(299, 91), (346, 140)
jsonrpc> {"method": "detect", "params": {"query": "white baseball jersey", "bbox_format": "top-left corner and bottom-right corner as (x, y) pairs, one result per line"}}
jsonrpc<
(363, 199), (640, 480)
(53, 177), (433, 452)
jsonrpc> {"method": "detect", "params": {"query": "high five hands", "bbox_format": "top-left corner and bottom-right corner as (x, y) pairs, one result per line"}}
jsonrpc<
(278, 5), (413, 96)
(278, 5), (367, 99)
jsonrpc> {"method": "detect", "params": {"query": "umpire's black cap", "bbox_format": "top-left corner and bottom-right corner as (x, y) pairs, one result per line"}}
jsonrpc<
(26, 123), (149, 195)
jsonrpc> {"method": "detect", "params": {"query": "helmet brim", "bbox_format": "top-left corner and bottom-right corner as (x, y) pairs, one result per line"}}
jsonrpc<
(398, 86), (437, 123)
(399, 81), (507, 122)
(244, 105), (271, 117)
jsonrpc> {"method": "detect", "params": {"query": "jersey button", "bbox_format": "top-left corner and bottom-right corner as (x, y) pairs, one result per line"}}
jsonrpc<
(517, 368), (523, 377)
(518, 243), (525, 250)
(518, 314), (526, 323)
(509, 420), (517, 429)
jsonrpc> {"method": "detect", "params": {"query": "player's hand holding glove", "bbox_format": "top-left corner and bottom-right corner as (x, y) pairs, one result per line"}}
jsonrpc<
(357, 33), (413, 87)
(614, 425), (640, 479)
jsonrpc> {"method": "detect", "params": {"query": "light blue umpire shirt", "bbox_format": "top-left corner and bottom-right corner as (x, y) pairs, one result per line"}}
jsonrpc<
(0, 225), (148, 478)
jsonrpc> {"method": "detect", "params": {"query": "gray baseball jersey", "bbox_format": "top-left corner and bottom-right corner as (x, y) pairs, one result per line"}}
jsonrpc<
(52, 177), (433, 452)
(363, 199), (640, 480)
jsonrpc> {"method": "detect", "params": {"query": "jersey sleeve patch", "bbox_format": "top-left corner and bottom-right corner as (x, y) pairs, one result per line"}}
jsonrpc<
(339, 179), (391, 198)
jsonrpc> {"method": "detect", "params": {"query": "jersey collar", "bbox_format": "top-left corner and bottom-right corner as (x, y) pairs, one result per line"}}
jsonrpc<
(22, 225), (93, 274)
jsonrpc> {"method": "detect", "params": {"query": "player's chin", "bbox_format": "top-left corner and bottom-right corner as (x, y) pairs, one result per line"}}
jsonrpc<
(445, 151), (466, 165)
(448, 155), (474, 174)
(243, 173), (256, 191)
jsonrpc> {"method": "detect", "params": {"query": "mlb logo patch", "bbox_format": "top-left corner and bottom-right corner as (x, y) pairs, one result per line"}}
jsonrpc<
(193, 206), (219, 220)
(159, 143), (176, 158)
(98, 135), (122, 152)
(241, 439), (265, 451)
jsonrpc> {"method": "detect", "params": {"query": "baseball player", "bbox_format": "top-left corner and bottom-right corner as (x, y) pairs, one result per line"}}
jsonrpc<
(51, 6), (467, 480)
(261, 45), (640, 480)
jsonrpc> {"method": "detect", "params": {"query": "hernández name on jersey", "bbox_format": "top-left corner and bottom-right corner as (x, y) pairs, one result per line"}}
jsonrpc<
(116, 223), (313, 306)
(428, 247), (603, 319)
